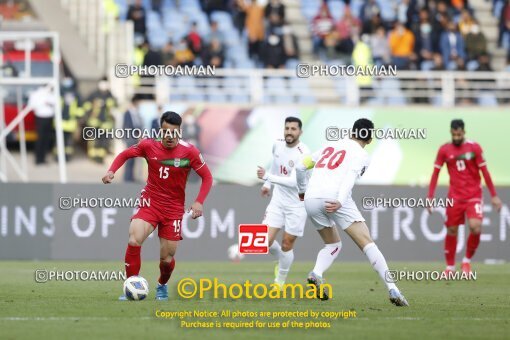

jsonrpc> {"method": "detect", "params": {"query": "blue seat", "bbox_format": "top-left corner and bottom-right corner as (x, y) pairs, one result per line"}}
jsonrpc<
(298, 95), (316, 104)
(327, 0), (346, 21)
(230, 93), (250, 103)
(477, 92), (498, 106)
(210, 11), (234, 32)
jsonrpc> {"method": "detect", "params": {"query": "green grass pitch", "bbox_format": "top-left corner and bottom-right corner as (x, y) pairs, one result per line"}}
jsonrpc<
(1, 261), (509, 339)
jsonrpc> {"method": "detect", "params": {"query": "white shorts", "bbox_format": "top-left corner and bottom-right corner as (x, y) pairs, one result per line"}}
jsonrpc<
(304, 197), (365, 230)
(262, 202), (307, 237)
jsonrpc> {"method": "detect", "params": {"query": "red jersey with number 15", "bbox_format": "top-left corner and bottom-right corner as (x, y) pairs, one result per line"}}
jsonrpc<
(110, 138), (206, 218)
(433, 140), (486, 201)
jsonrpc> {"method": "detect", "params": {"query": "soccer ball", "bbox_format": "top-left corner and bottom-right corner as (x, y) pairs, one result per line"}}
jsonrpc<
(123, 276), (149, 301)
(227, 243), (245, 262)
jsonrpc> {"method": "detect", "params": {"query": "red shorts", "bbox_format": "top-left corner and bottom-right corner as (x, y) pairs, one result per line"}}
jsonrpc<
(445, 199), (483, 227)
(132, 206), (183, 241)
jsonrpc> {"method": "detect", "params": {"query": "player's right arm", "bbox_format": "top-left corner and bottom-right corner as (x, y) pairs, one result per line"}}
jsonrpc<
(427, 145), (445, 213)
(259, 142), (278, 197)
(102, 139), (147, 183)
(296, 149), (321, 200)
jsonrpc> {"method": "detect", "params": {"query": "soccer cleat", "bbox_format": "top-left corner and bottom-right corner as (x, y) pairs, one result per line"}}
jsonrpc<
(118, 295), (128, 301)
(272, 280), (285, 292)
(307, 271), (329, 301)
(155, 283), (168, 301)
(389, 289), (409, 307)
(442, 268), (455, 280)
(461, 262), (472, 275)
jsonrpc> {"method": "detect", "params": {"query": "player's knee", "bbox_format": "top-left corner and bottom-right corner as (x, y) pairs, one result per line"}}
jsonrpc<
(446, 227), (458, 236)
(160, 255), (174, 263)
(470, 224), (482, 235)
(128, 237), (142, 247)
(281, 238), (295, 252)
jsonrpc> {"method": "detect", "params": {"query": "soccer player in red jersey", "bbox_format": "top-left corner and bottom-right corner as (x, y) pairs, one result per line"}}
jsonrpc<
(427, 119), (502, 275)
(101, 111), (213, 300)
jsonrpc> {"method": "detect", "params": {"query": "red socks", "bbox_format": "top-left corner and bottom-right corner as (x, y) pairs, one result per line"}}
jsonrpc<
(158, 258), (176, 285)
(466, 233), (481, 260)
(444, 234), (457, 266)
(125, 244), (141, 277)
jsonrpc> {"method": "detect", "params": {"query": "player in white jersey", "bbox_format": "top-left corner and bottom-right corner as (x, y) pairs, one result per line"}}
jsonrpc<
(296, 118), (409, 307)
(257, 117), (310, 289)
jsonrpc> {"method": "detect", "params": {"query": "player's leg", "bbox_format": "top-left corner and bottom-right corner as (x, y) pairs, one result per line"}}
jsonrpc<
(273, 207), (306, 286)
(267, 226), (282, 259)
(125, 218), (154, 277)
(462, 219), (481, 274)
(444, 200), (465, 273)
(263, 206), (285, 263)
(304, 198), (342, 300)
(119, 217), (154, 300)
(444, 226), (459, 274)
(155, 218), (182, 300)
(344, 221), (408, 307)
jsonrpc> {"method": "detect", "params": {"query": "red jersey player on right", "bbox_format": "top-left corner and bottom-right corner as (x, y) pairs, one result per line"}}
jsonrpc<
(427, 119), (502, 276)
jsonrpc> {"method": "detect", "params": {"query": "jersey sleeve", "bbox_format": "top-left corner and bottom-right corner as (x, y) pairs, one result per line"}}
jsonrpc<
(474, 143), (486, 168)
(434, 145), (446, 169)
(108, 139), (148, 173)
(190, 146), (206, 171)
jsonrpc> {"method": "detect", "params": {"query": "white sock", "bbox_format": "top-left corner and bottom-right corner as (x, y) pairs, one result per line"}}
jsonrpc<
(269, 240), (282, 259)
(462, 257), (471, 264)
(446, 265), (456, 271)
(277, 249), (294, 283)
(312, 241), (342, 277)
(363, 242), (398, 293)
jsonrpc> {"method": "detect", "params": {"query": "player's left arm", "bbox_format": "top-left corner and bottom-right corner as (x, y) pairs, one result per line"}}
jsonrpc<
(189, 147), (213, 219)
(326, 154), (369, 212)
(476, 144), (502, 212)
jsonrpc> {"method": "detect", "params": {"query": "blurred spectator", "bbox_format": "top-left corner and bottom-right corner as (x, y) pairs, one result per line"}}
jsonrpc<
(232, 0), (247, 35)
(200, 0), (229, 23)
(465, 21), (487, 61)
(174, 38), (195, 66)
(127, 0), (147, 40)
(237, 0), (265, 60)
(440, 21), (466, 69)
(415, 12), (435, 70)
(265, 0), (285, 22)
(187, 22), (203, 55)
(0, 0), (32, 20)
(282, 22), (300, 62)
(311, 2), (335, 55)
(362, 12), (383, 35)
(431, 53), (445, 70)
(261, 13), (286, 68)
(499, 0), (510, 47)
(142, 41), (163, 99)
(370, 26), (390, 66)
(151, 0), (163, 17)
(389, 21), (415, 69)
(352, 34), (373, 94)
(181, 112), (201, 182)
(202, 38), (225, 67)
(29, 85), (55, 165)
(359, 0), (381, 25)
(82, 80), (116, 164)
(59, 77), (83, 161)
(397, 0), (411, 25)
(459, 9), (475, 36)
(161, 41), (176, 66)
(334, 7), (362, 56)
(476, 53), (493, 71)
(206, 20), (225, 45)
(122, 96), (143, 182)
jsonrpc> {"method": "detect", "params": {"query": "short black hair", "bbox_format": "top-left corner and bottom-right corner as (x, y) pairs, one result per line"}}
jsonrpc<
(131, 94), (141, 104)
(285, 116), (302, 129)
(160, 111), (182, 127)
(451, 119), (464, 130)
(352, 118), (374, 142)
